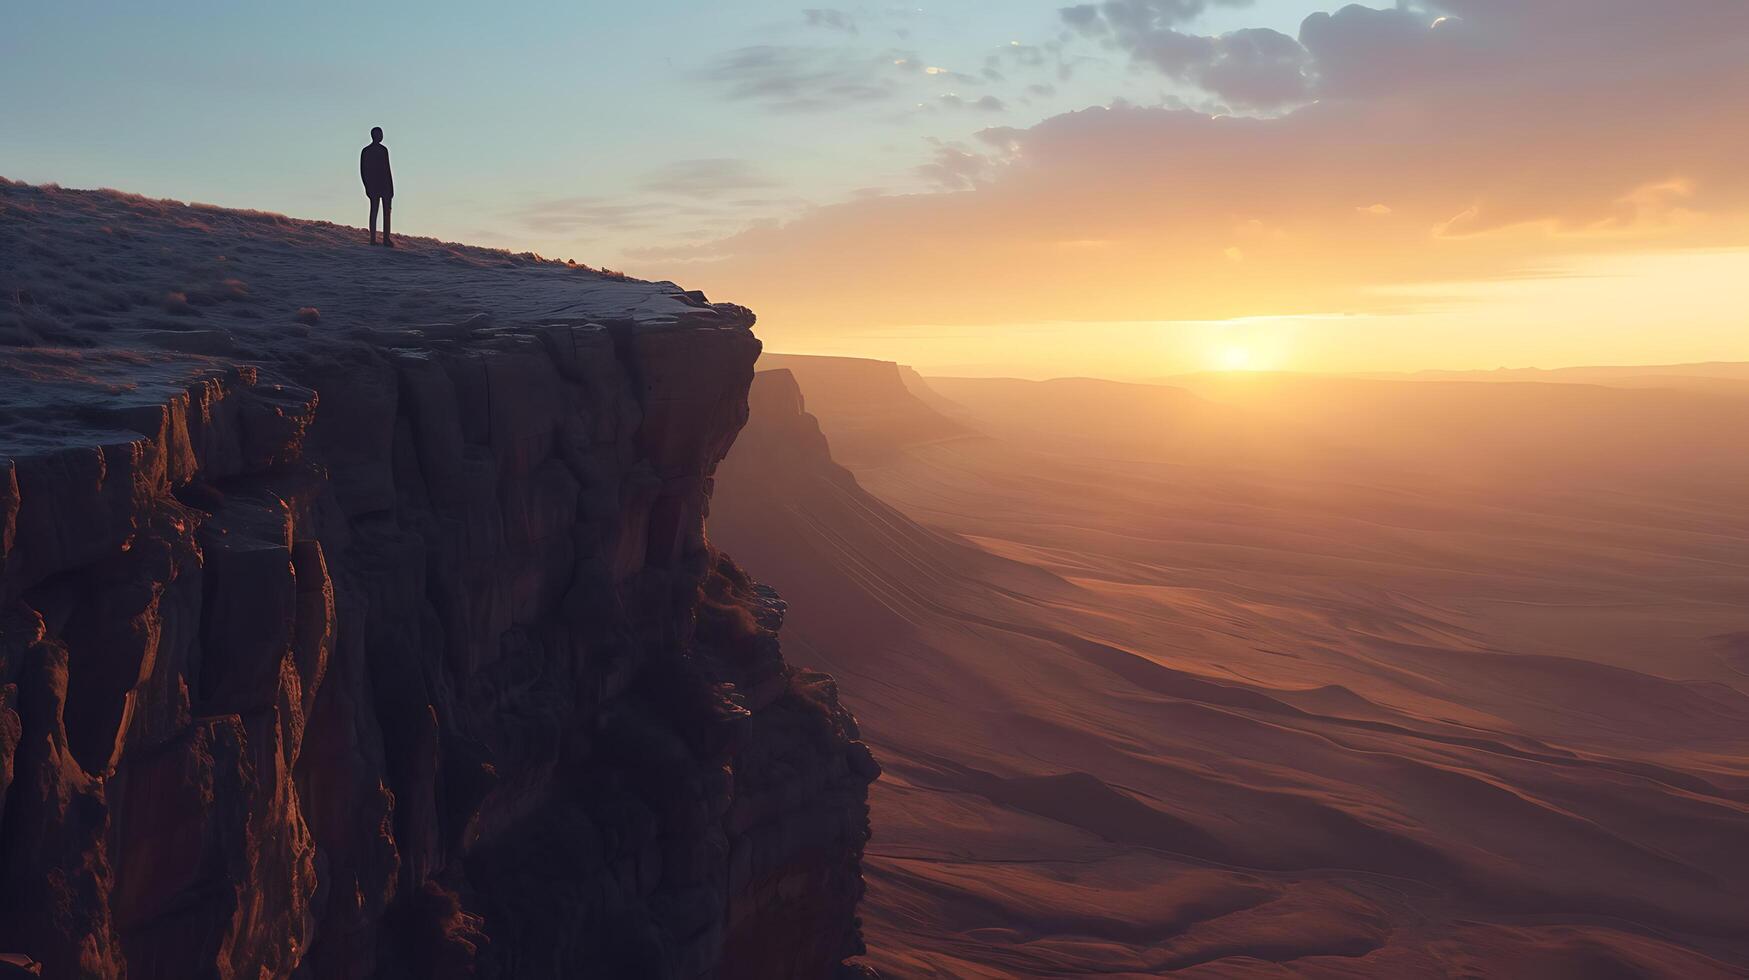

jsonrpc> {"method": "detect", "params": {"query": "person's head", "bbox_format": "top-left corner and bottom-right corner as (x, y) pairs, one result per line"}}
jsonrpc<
(370, 127), (384, 143)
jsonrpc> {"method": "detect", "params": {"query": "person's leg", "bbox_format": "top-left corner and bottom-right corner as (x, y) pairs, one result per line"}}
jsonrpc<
(368, 196), (380, 244)
(382, 197), (393, 247)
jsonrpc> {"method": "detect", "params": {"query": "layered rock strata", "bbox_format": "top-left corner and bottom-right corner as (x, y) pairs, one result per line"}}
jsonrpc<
(0, 181), (876, 979)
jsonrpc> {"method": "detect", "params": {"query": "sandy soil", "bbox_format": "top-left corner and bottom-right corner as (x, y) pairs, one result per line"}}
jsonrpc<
(711, 359), (1749, 978)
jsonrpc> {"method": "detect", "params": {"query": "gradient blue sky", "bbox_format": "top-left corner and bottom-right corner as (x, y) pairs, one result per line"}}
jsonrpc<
(3, 1), (1318, 256)
(8, 1), (1749, 376)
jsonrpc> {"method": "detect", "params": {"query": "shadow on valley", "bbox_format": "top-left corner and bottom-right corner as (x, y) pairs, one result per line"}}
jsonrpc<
(711, 358), (1749, 978)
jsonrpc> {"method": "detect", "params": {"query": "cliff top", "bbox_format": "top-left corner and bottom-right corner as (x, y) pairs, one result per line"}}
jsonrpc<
(0, 179), (752, 456)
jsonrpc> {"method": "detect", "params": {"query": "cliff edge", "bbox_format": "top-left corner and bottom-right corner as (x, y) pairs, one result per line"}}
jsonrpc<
(0, 181), (878, 979)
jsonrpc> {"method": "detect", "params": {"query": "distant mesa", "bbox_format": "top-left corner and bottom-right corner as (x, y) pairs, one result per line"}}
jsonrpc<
(757, 352), (979, 465)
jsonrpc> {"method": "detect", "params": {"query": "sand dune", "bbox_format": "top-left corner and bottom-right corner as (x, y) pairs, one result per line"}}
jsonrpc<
(712, 356), (1749, 977)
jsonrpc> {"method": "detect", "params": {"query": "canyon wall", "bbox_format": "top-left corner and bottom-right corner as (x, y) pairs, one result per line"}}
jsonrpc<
(0, 182), (877, 979)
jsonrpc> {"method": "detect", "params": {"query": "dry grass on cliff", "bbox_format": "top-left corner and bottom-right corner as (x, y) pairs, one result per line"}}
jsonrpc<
(0, 179), (721, 360)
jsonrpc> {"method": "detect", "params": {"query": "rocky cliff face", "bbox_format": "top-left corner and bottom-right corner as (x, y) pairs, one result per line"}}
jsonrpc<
(0, 181), (877, 979)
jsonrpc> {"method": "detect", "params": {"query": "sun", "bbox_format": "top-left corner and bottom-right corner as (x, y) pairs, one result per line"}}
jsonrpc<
(1216, 346), (1254, 371)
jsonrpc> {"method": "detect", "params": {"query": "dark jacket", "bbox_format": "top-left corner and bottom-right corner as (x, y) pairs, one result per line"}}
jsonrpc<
(360, 143), (394, 198)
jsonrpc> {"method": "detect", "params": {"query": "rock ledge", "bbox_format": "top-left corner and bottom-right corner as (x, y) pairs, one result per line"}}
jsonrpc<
(0, 181), (876, 979)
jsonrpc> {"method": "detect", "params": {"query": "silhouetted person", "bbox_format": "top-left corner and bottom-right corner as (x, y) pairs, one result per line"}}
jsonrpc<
(361, 127), (394, 247)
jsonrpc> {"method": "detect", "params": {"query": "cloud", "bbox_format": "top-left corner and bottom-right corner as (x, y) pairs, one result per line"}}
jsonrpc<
(999, 42), (1048, 69)
(802, 8), (858, 34)
(1062, 2), (1308, 108)
(1061, 5), (1102, 30)
(640, 158), (777, 198)
(916, 144), (999, 190)
(511, 196), (667, 234)
(891, 57), (982, 84)
(1197, 28), (1312, 107)
(1298, 4), (1466, 98)
(699, 34), (1002, 114)
(1065, 0), (1256, 32)
(656, 2), (1749, 333)
(697, 45), (897, 111)
(937, 94), (1008, 113)
(513, 161), (796, 242)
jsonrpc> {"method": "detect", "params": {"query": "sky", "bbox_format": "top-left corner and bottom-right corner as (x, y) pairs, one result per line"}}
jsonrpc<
(5, 1), (1749, 378)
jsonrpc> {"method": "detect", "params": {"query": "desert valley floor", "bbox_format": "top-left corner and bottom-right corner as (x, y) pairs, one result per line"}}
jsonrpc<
(712, 355), (1749, 978)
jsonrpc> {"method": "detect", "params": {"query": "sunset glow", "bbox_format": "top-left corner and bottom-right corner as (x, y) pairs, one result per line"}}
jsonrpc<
(7, 1), (1745, 377)
(1216, 346), (1255, 372)
(9, 3), (1749, 977)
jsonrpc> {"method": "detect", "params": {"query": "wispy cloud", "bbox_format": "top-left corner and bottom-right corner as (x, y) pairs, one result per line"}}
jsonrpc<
(802, 8), (859, 34)
(510, 196), (668, 234)
(640, 158), (778, 198)
(936, 93), (1008, 113)
(654, 0), (1749, 333)
(697, 45), (899, 112)
(1061, 0), (1255, 32)
(512, 166), (802, 241)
